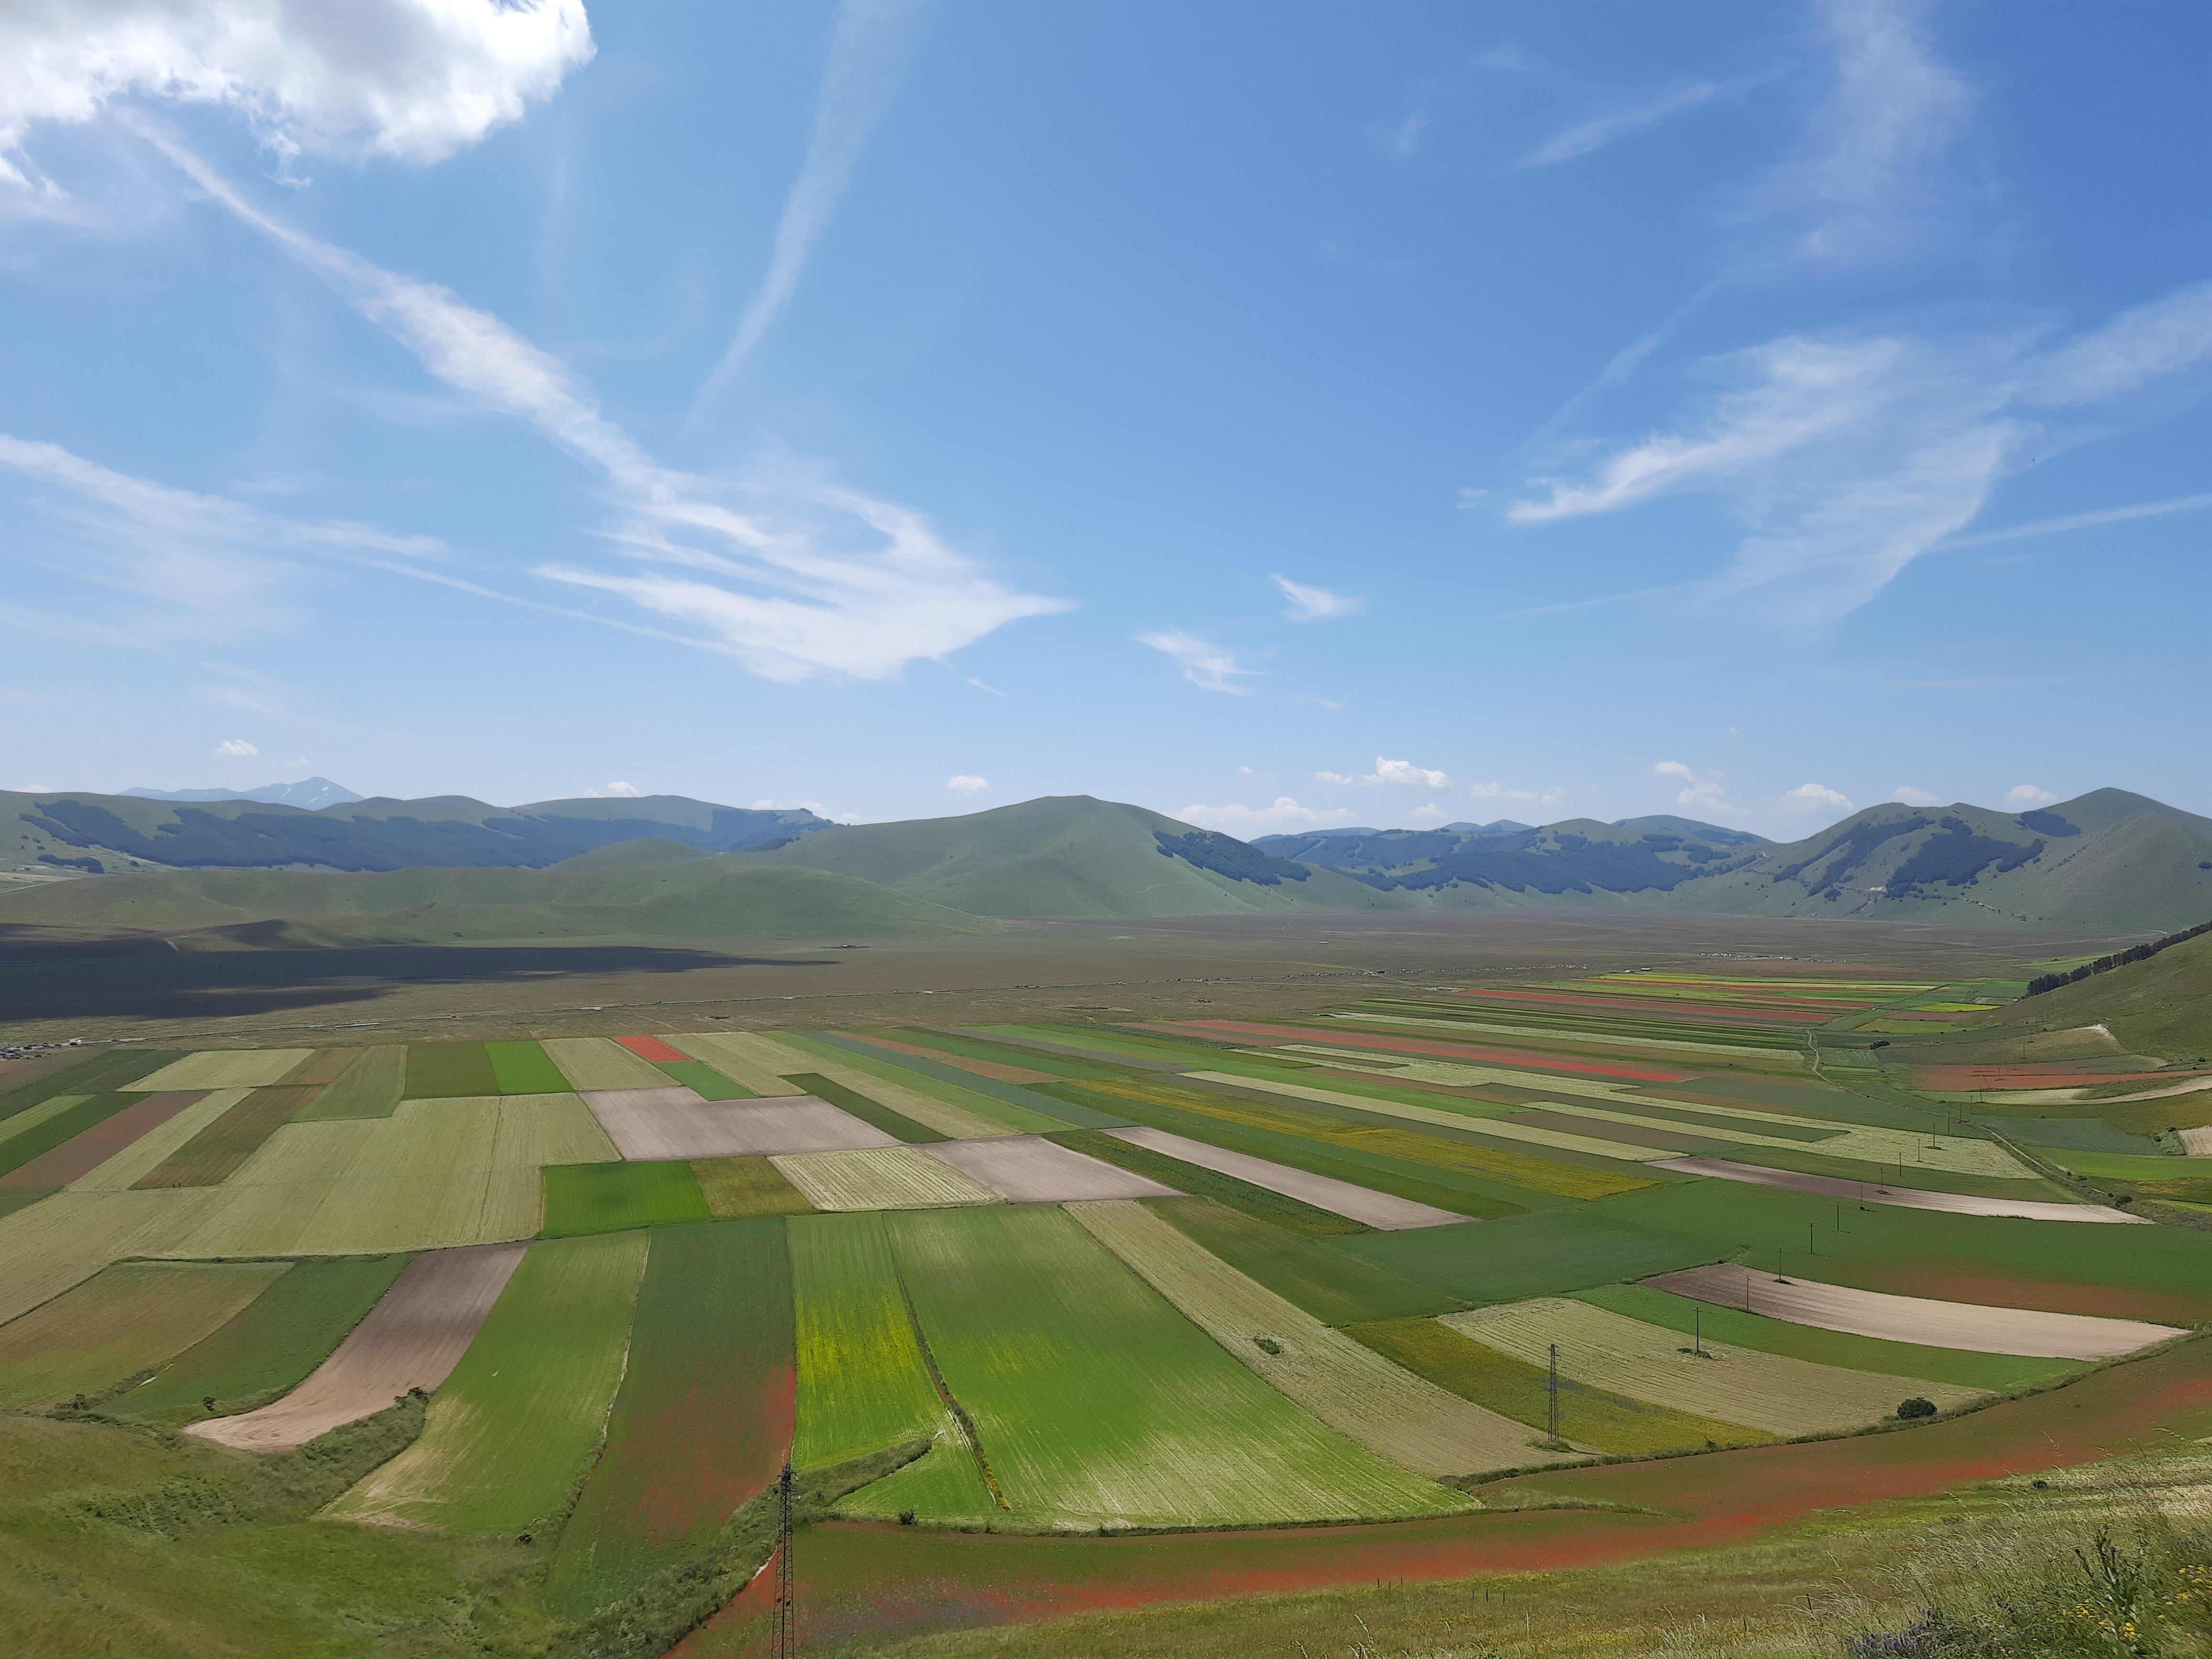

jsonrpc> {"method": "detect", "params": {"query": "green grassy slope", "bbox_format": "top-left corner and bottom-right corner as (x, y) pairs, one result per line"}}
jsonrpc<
(754, 795), (1406, 917)
(1973, 929), (2212, 1062)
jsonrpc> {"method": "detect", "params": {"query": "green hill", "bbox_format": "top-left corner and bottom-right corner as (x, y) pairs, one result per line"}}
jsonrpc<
(1984, 928), (2212, 1062)
(753, 795), (1408, 917)
(0, 857), (989, 945)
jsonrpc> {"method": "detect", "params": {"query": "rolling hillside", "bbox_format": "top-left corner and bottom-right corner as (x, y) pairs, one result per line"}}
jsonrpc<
(755, 796), (1407, 917)
(1, 789), (829, 876)
(1978, 926), (2212, 1062)
(0, 845), (990, 945)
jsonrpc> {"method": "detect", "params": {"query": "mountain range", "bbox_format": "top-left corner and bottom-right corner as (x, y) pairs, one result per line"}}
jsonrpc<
(2, 785), (2206, 941)
(121, 777), (365, 810)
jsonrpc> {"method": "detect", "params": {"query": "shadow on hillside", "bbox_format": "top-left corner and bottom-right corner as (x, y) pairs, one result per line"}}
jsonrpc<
(0, 930), (839, 1023)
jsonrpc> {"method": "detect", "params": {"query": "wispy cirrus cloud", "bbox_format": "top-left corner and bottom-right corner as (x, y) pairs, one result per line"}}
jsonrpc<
(136, 131), (1066, 683)
(1272, 574), (1362, 621)
(692, 0), (927, 412)
(1138, 630), (1259, 694)
(1517, 82), (1723, 168)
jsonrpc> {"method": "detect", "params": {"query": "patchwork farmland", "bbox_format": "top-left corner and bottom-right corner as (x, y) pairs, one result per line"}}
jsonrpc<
(3, 962), (2210, 1656)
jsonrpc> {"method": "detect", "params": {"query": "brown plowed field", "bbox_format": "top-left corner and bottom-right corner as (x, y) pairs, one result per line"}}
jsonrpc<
(0, 1093), (206, 1189)
(188, 1241), (525, 1451)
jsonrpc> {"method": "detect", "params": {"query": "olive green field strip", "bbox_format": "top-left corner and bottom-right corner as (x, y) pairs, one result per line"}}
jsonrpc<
(0, 1048), (179, 1120)
(1106, 1125), (1466, 1230)
(0, 1094), (91, 1151)
(0, 1260), (288, 1409)
(803, 1031), (1132, 1129)
(748, 1030), (1049, 1137)
(150, 1093), (617, 1259)
(57, 1090), (247, 1192)
(665, 1032), (811, 1096)
(1344, 1316), (1768, 1457)
(778, 1072), (951, 1143)
(1148, 1198), (1461, 1326)
(545, 1036), (679, 1093)
(404, 1041), (498, 1098)
(0, 1188), (225, 1326)
(1067, 1199), (1549, 1479)
(116, 1253), (412, 1421)
(772, 1147), (1000, 1212)
(584, 1086), (900, 1160)
(1572, 1284), (2086, 1394)
(1439, 1298), (1987, 1437)
(130, 1086), (322, 1187)
(1335, 1009), (1807, 1064)
(923, 1135), (1180, 1203)
(889, 1205), (1470, 1525)
(1047, 1129), (1368, 1238)
(1330, 1206), (1725, 1305)
(189, 1243), (524, 1451)
(1533, 1098), (2035, 1179)
(542, 1159), (712, 1237)
(652, 1060), (756, 1100)
(548, 1219), (797, 1616)
(1642, 1265), (2183, 1360)
(693, 1155), (816, 1217)
(292, 1047), (407, 1120)
(126, 1049), (314, 1092)
(1648, 1156), (2138, 1222)
(0, 1092), (212, 1188)
(487, 1040), (573, 1095)
(326, 1231), (647, 1532)
(787, 1211), (995, 1522)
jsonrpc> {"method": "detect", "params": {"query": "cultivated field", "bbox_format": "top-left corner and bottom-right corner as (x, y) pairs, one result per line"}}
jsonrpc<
(773, 1146), (999, 1211)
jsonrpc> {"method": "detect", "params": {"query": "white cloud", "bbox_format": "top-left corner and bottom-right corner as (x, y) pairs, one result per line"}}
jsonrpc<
(750, 797), (860, 823)
(945, 774), (988, 793)
(2016, 282), (2212, 407)
(1317, 756), (1451, 790)
(1518, 82), (1720, 168)
(0, 0), (591, 182)
(2005, 784), (2059, 807)
(1138, 630), (1258, 694)
(1652, 761), (1749, 821)
(1781, 782), (1853, 813)
(139, 138), (1068, 682)
(692, 0), (924, 409)
(583, 781), (642, 798)
(213, 738), (258, 758)
(1271, 574), (1362, 622)
(1173, 797), (1359, 833)
(1892, 785), (1940, 806)
(1470, 781), (1565, 809)
(1938, 492), (2212, 552)
(964, 676), (1008, 697)
(1407, 803), (1447, 824)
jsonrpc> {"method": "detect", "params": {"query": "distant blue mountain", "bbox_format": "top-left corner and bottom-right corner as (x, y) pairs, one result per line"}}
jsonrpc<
(123, 777), (365, 810)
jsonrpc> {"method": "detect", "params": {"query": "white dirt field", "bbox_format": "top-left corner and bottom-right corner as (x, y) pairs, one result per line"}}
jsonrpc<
(1643, 1266), (2186, 1360)
(1106, 1125), (1466, 1230)
(924, 1136), (1179, 1203)
(581, 1087), (896, 1160)
(1651, 1156), (2150, 1223)
(188, 1242), (527, 1452)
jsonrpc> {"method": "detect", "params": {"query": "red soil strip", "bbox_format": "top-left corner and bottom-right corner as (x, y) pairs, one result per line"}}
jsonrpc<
(1154, 1022), (1693, 1084)
(841, 1034), (1059, 1084)
(664, 1338), (2212, 1652)
(1843, 1259), (2212, 1327)
(617, 1034), (691, 1063)
(0, 1092), (205, 1189)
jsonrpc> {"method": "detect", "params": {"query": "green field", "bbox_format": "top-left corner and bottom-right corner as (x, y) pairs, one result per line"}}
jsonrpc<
(781, 1072), (949, 1142)
(487, 1040), (572, 1095)
(1330, 1206), (1726, 1304)
(1344, 1316), (1769, 1455)
(404, 1041), (499, 1100)
(0, 1260), (288, 1408)
(694, 1156), (814, 1217)
(541, 1160), (712, 1237)
(0, 1094), (156, 1181)
(1146, 1197), (1457, 1323)
(1048, 1128), (1368, 1236)
(654, 1060), (755, 1099)
(131, 1086), (319, 1186)
(328, 1231), (648, 1532)
(115, 1253), (413, 1420)
(549, 1220), (795, 1615)
(292, 1046), (407, 1120)
(0, 1049), (177, 1122)
(885, 1204), (1470, 1525)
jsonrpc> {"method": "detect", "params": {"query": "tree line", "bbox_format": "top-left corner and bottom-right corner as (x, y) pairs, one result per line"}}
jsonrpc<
(2024, 916), (2212, 996)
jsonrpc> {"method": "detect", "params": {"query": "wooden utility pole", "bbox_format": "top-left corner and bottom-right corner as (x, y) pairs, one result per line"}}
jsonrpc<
(774, 1462), (796, 1658)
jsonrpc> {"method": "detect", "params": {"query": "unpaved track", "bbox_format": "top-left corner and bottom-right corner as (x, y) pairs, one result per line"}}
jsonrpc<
(1106, 1126), (1468, 1230)
(924, 1135), (1178, 1203)
(1651, 1156), (2149, 1223)
(1644, 1265), (2186, 1360)
(582, 1087), (896, 1159)
(187, 1242), (525, 1451)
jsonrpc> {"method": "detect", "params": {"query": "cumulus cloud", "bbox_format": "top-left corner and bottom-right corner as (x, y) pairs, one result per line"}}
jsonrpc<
(1781, 782), (1853, 813)
(582, 781), (642, 798)
(1892, 785), (1940, 806)
(0, 0), (592, 181)
(2005, 784), (2059, 807)
(1407, 803), (1447, 824)
(1317, 756), (1451, 789)
(1138, 630), (1258, 694)
(1174, 798), (1360, 834)
(945, 774), (988, 793)
(1272, 574), (1361, 622)
(1653, 761), (1748, 820)
(213, 738), (257, 757)
(134, 139), (1067, 682)
(1470, 781), (1565, 809)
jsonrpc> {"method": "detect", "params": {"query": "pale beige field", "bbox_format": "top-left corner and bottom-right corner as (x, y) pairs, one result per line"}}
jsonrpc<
(665, 1031), (811, 1095)
(127, 1049), (314, 1091)
(924, 1136), (1178, 1203)
(541, 1036), (672, 1093)
(772, 1146), (999, 1211)
(1105, 1126), (1467, 1229)
(1650, 1156), (2142, 1222)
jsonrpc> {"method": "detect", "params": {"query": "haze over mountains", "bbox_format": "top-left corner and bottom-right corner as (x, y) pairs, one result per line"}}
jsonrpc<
(2, 785), (2206, 943)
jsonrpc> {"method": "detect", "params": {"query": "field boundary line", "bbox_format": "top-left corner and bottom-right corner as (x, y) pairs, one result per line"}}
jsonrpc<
(890, 1263), (1009, 1510)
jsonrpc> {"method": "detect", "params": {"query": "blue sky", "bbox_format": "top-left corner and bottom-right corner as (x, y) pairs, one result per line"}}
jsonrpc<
(2, 0), (2206, 840)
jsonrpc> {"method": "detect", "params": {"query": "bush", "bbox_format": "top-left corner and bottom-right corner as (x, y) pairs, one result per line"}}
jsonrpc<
(1898, 1397), (1938, 1420)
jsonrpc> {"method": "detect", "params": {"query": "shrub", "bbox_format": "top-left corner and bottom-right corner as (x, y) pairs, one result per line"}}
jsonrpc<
(1898, 1397), (1938, 1420)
